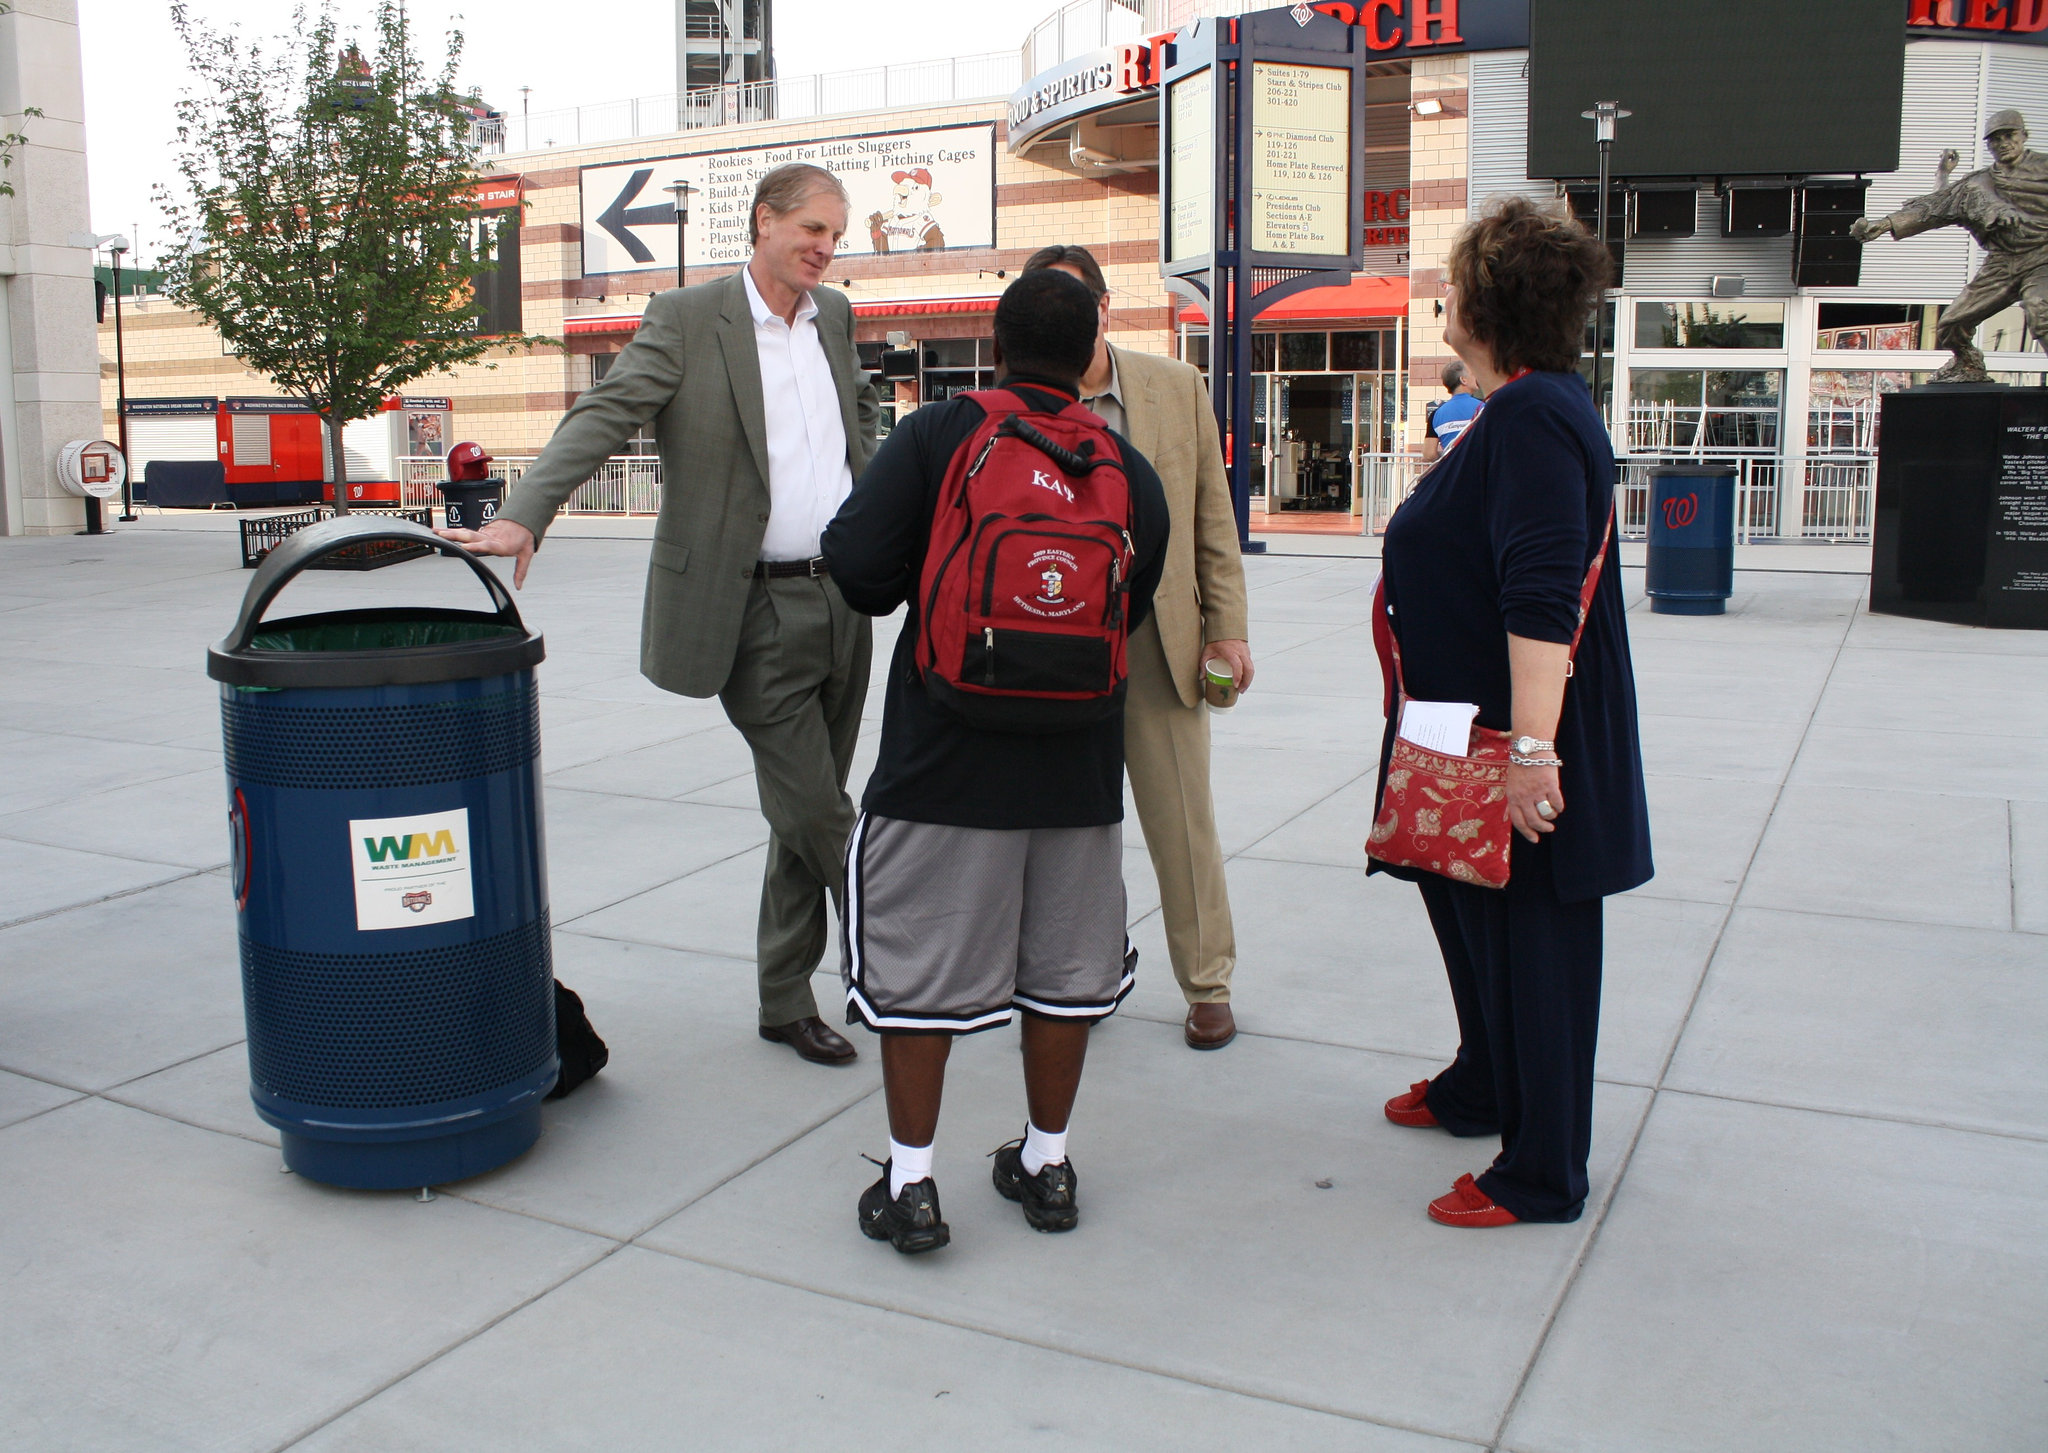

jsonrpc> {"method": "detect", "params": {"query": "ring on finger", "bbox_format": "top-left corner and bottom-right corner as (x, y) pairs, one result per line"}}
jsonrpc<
(1536, 800), (1556, 820)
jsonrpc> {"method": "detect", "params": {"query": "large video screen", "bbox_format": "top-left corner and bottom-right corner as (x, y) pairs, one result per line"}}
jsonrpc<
(1528, 0), (1905, 181)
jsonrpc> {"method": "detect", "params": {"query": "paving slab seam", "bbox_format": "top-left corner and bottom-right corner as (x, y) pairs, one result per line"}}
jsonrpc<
(1226, 766), (1381, 861)
(605, 1081), (888, 1243)
(267, 1242), (630, 1453)
(633, 1241), (1488, 1447)
(92, 1090), (284, 1150)
(2010, 800), (2020, 933)
(552, 924), (761, 967)
(1710, 895), (2048, 939)
(1105, 1009), (1660, 1092)
(1649, 1084), (2048, 1146)
(552, 838), (780, 931)
(1479, 578), (1860, 1453)
(0, 862), (221, 933)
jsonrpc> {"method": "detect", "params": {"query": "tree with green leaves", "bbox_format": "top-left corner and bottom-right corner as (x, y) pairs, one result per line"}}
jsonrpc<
(156, 1), (537, 511)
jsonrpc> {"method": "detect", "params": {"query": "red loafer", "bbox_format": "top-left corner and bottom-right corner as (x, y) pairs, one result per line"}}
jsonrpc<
(1383, 1079), (1440, 1128)
(1428, 1173), (1519, 1228)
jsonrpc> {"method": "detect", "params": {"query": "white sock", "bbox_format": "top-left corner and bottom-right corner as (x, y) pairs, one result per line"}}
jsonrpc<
(889, 1138), (933, 1197)
(1020, 1122), (1067, 1176)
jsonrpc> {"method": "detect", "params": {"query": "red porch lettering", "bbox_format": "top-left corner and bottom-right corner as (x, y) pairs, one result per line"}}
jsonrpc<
(1362, 0), (1403, 50)
(1412, 0), (1463, 45)
(1963, 0), (2009, 28)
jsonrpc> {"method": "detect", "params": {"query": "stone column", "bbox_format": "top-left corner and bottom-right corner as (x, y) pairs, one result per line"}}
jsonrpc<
(0, 0), (99, 536)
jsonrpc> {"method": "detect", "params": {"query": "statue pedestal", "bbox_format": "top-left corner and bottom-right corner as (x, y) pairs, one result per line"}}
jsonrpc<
(1871, 384), (2048, 630)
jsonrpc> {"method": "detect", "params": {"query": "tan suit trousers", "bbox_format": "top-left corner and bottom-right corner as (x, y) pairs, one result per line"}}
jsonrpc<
(1124, 615), (1236, 1003)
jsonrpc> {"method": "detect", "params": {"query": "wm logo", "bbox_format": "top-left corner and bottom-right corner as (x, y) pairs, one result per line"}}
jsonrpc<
(363, 830), (458, 863)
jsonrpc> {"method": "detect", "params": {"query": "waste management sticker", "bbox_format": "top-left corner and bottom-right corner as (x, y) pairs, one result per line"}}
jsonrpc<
(348, 808), (475, 931)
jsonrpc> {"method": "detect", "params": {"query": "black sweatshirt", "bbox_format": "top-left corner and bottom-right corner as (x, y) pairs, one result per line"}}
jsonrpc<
(821, 377), (1170, 830)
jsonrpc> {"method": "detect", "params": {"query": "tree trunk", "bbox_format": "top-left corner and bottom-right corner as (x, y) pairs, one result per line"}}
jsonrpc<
(325, 409), (350, 516)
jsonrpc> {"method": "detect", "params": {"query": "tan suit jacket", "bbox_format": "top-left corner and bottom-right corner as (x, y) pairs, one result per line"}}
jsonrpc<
(498, 272), (878, 699)
(1110, 346), (1249, 705)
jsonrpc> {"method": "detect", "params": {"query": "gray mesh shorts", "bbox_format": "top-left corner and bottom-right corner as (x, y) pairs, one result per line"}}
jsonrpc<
(841, 813), (1134, 1033)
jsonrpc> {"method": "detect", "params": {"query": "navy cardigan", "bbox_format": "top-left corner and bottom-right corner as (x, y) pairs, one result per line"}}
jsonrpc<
(1373, 370), (1653, 903)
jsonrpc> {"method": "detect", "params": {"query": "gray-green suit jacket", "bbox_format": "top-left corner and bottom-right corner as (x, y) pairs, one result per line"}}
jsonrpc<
(498, 271), (879, 698)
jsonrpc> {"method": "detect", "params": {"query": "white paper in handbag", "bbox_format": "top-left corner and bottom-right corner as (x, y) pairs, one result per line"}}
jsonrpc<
(1397, 699), (1480, 757)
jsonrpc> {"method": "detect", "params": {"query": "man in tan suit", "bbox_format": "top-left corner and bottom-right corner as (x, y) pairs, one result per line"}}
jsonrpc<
(1026, 246), (1252, 1049)
(444, 164), (879, 1067)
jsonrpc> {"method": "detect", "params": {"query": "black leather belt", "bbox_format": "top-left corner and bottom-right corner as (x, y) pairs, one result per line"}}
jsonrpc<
(753, 556), (829, 580)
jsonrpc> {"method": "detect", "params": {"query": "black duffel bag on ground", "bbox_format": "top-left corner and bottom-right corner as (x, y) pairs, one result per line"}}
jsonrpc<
(548, 981), (610, 1099)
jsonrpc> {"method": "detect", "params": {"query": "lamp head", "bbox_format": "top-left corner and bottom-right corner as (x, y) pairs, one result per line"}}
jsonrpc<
(1580, 101), (1632, 145)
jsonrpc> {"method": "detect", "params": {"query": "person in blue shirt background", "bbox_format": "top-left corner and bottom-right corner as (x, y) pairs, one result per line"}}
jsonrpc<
(1423, 360), (1482, 462)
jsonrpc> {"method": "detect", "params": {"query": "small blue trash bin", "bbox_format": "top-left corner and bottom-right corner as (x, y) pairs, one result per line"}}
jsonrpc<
(1645, 464), (1737, 616)
(208, 516), (556, 1190)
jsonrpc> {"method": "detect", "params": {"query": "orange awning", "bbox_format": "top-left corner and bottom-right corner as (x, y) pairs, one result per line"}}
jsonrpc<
(851, 296), (1000, 319)
(1177, 276), (1409, 326)
(563, 314), (644, 337)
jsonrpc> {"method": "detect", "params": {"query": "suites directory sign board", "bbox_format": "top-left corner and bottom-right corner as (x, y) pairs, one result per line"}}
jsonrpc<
(1248, 61), (1352, 257)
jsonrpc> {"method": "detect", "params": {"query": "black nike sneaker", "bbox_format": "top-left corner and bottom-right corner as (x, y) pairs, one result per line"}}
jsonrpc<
(858, 1162), (950, 1254)
(990, 1137), (1080, 1232)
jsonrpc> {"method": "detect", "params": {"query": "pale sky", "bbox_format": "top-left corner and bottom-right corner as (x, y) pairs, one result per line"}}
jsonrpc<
(79, 0), (1027, 265)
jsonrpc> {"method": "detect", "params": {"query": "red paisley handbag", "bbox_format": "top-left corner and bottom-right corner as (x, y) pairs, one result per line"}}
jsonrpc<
(1366, 509), (1614, 889)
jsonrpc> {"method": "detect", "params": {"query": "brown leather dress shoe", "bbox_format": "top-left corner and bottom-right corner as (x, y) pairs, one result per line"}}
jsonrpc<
(1184, 1002), (1236, 1050)
(759, 1016), (858, 1064)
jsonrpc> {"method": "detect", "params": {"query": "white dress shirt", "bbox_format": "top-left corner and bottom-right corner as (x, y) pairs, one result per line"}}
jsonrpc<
(742, 266), (855, 562)
(1081, 348), (1128, 436)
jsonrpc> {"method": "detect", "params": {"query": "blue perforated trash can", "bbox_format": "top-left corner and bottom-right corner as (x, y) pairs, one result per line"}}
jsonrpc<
(1646, 464), (1737, 616)
(208, 516), (556, 1190)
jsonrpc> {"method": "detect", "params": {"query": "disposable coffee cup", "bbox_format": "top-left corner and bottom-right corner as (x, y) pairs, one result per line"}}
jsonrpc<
(1203, 659), (1238, 709)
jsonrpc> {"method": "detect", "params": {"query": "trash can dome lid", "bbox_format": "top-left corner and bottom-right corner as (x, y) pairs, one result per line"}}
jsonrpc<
(207, 516), (544, 688)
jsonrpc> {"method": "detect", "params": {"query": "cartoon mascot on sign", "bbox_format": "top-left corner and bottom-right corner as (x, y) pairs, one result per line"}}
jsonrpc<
(867, 168), (947, 252)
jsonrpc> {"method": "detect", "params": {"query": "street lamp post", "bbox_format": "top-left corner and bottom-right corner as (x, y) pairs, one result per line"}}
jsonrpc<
(664, 179), (697, 290)
(108, 237), (136, 521)
(1581, 101), (1631, 436)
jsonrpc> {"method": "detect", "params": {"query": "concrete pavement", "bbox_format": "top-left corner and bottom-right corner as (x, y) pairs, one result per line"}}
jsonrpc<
(0, 521), (2041, 1451)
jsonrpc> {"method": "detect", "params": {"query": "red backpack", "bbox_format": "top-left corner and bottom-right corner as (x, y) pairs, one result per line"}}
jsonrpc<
(916, 389), (1136, 732)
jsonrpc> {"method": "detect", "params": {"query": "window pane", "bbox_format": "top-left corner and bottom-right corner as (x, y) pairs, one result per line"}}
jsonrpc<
(1706, 370), (1781, 407)
(1183, 332), (1210, 370)
(1815, 302), (1941, 351)
(1630, 370), (1705, 406)
(1280, 332), (1328, 371)
(1634, 301), (1784, 349)
(922, 339), (977, 368)
(1252, 333), (1277, 372)
(1330, 330), (1379, 370)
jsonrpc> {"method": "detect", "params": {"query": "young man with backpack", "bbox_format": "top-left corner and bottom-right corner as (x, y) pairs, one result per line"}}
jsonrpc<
(820, 269), (1169, 1253)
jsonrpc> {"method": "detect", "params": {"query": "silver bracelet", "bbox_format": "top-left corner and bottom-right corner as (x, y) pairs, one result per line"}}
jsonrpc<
(1509, 753), (1564, 768)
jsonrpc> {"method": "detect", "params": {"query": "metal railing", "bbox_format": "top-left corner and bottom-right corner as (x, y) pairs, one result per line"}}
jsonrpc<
(399, 443), (1875, 541)
(1614, 453), (1876, 543)
(1022, 0), (1158, 77)
(398, 456), (665, 515)
(1355, 452), (1425, 535)
(477, 51), (1023, 155)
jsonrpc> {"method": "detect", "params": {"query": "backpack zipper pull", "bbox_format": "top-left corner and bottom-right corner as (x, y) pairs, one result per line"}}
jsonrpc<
(983, 626), (997, 684)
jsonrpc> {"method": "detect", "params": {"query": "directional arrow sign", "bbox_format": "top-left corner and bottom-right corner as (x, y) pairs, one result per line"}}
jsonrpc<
(594, 168), (677, 264)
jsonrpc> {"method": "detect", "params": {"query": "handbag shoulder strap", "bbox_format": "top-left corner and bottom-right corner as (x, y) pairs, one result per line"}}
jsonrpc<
(1378, 501), (1616, 704)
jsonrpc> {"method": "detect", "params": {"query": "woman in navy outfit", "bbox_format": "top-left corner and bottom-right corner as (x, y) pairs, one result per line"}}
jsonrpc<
(1373, 198), (1653, 1227)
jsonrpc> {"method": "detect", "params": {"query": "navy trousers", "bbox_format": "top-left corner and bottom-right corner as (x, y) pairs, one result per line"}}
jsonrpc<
(1414, 841), (1604, 1223)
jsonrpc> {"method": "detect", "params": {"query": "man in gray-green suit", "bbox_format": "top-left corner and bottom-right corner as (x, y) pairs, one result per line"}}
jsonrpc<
(444, 163), (880, 1066)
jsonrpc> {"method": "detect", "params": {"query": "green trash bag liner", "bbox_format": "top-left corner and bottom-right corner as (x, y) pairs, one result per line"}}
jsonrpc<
(249, 619), (525, 652)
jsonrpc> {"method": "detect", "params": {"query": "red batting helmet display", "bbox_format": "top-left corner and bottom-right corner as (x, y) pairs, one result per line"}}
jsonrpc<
(446, 441), (492, 481)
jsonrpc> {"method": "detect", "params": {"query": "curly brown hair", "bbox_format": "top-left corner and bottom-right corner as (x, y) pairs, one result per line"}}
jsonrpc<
(1445, 196), (1613, 375)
